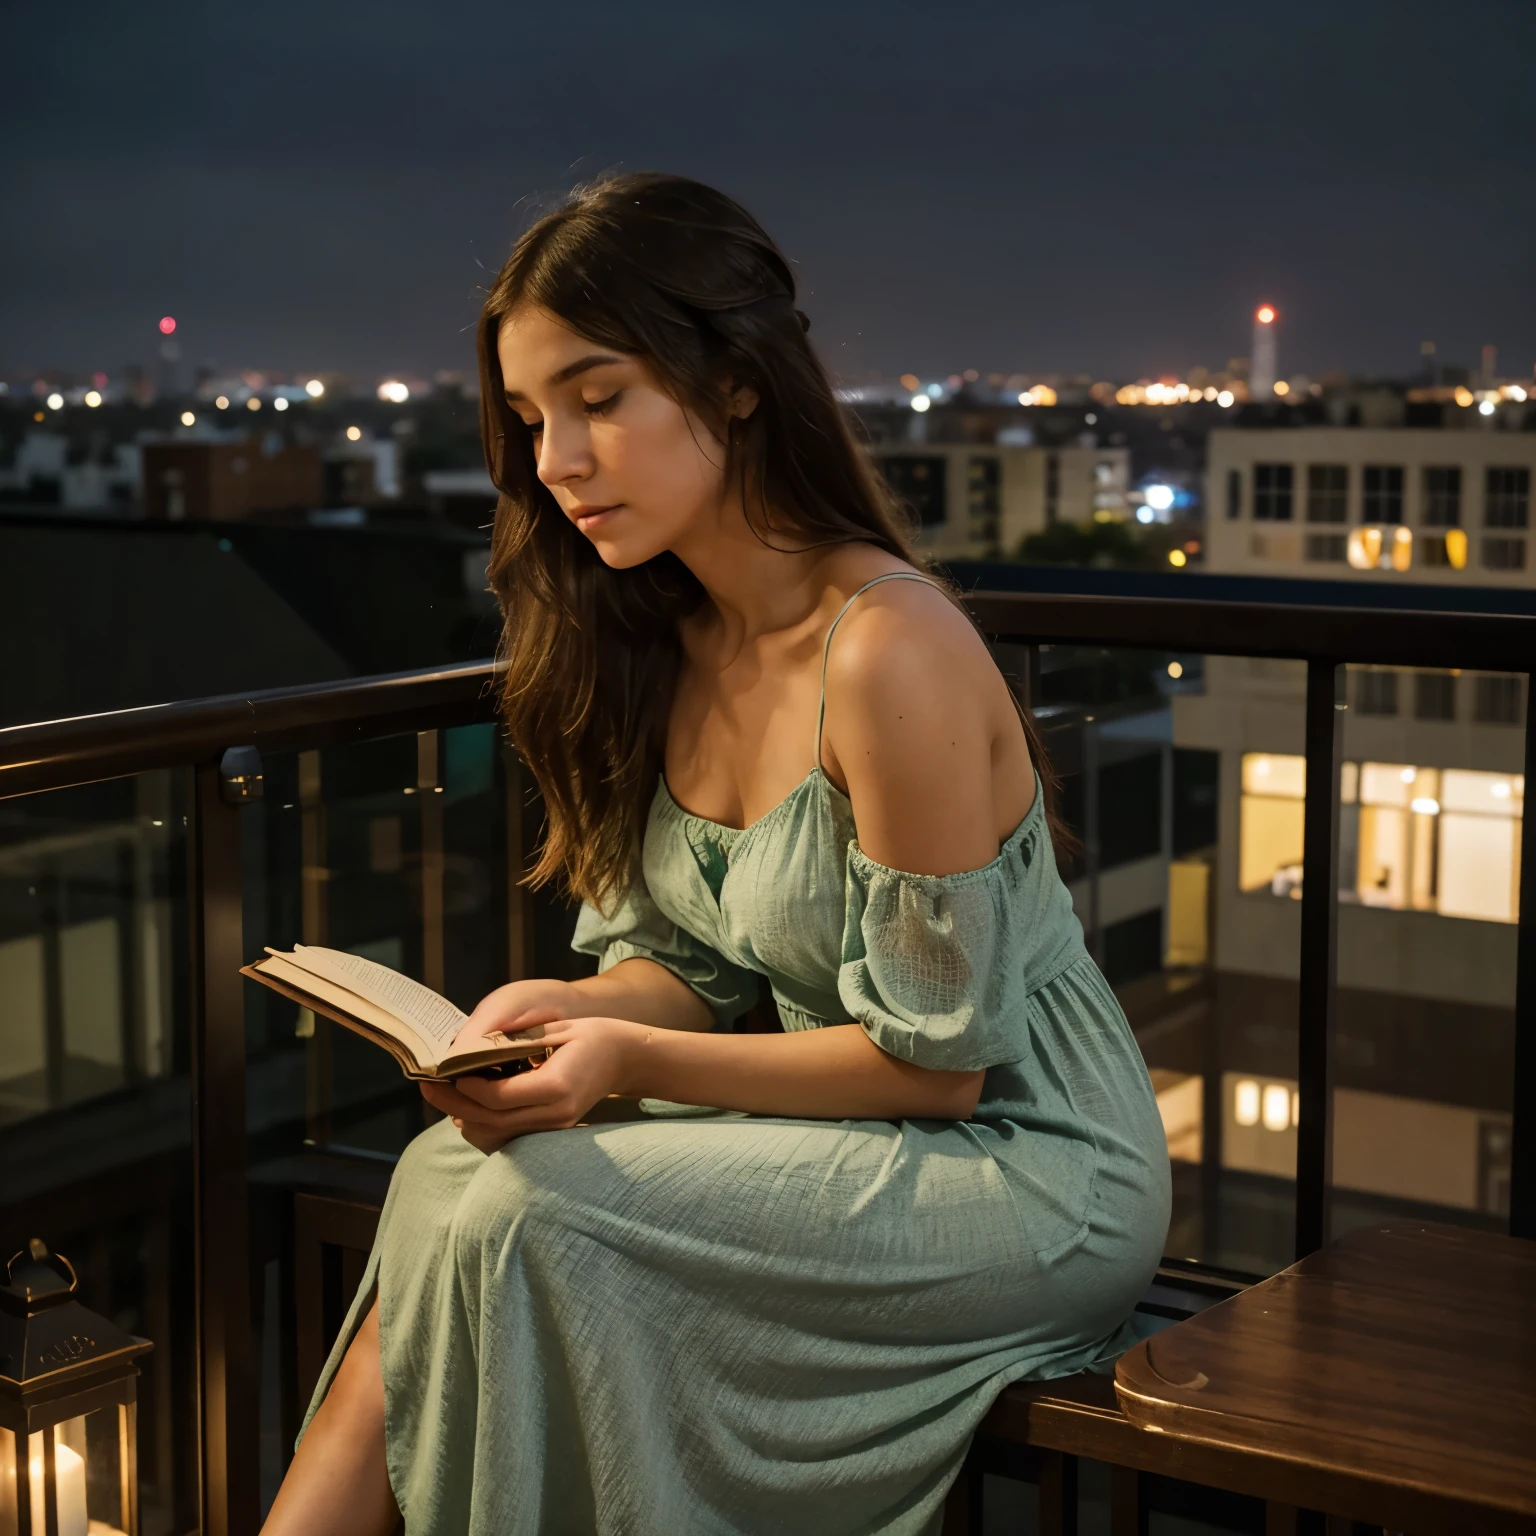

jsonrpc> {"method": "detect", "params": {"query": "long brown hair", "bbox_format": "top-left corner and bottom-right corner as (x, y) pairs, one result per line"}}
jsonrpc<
(478, 173), (1064, 903)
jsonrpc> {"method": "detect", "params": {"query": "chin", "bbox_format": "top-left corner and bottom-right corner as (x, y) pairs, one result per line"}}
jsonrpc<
(586, 531), (670, 570)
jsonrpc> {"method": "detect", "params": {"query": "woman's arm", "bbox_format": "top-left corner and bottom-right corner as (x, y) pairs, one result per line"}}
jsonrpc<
(423, 1017), (982, 1147)
(453, 955), (716, 1049)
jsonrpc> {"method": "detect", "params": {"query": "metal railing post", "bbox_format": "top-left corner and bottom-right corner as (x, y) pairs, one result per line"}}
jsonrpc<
(1295, 661), (1344, 1258)
(189, 752), (260, 1536)
(1509, 672), (1536, 1240)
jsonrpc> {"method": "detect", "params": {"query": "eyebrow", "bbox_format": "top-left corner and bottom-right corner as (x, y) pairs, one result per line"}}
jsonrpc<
(503, 353), (626, 404)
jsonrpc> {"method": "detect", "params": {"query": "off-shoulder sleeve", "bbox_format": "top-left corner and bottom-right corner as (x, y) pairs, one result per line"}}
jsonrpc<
(572, 878), (760, 1026)
(836, 842), (1036, 1072)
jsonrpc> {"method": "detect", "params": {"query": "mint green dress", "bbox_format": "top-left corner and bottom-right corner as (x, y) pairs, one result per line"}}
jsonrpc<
(304, 574), (1172, 1535)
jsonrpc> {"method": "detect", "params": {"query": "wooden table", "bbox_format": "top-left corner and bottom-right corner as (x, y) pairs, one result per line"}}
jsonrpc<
(1114, 1222), (1536, 1534)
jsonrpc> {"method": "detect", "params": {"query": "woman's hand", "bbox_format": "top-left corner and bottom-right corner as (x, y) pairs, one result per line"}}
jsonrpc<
(451, 977), (585, 1051)
(422, 1015), (643, 1154)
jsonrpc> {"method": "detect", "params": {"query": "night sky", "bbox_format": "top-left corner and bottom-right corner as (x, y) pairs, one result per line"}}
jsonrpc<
(6, 1), (1534, 385)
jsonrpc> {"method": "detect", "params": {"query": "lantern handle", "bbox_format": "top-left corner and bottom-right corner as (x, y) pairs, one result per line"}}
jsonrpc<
(27, 1239), (79, 1293)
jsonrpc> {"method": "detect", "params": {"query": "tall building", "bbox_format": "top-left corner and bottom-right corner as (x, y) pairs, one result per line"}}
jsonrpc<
(870, 441), (1130, 559)
(1250, 306), (1279, 399)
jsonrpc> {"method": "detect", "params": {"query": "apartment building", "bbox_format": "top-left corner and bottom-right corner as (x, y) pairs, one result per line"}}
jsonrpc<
(1160, 425), (1533, 1239)
(871, 441), (1130, 559)
(1207, 426), (1536, 584)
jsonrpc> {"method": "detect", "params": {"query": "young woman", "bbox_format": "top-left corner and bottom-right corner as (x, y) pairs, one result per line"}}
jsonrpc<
(263, 173), (1171, 1536)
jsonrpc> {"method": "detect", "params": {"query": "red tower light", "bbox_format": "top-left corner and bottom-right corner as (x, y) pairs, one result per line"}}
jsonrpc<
(1255, 305), (1276, 325)
(159, 316), (177, 335)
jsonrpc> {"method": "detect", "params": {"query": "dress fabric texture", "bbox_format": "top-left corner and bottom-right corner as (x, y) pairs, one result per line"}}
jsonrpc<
(302, 573), (1173, 1535)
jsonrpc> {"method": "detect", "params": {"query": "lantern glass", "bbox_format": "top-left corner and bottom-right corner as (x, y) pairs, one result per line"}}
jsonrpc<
(1, 1403), (136, 1536)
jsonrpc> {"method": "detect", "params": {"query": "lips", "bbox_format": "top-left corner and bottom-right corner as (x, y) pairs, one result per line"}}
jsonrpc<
(570, 503), (621, 531)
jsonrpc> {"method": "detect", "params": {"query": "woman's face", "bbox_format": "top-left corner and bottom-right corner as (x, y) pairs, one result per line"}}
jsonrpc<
(497, 304), (743, 568)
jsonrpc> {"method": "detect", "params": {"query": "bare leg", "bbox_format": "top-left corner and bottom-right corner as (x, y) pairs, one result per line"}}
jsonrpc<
(261, 1298), (399, 1536)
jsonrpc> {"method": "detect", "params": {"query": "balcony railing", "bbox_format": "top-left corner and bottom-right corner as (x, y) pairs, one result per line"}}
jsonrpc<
(0, 581), (1531, 1536)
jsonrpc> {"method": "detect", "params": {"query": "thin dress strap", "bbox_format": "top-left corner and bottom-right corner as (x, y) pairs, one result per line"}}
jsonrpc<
(815, 572), (944, 772)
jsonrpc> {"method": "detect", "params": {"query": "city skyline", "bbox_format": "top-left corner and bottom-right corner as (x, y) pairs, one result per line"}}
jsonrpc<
(4, 1), (1534, 383)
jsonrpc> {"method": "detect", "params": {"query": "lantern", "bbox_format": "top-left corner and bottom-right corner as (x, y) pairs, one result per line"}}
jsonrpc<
(0, 1241), (151, 1536)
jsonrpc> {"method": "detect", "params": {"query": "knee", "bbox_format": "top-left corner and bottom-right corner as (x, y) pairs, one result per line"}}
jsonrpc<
(447, 1133), (589, 1280)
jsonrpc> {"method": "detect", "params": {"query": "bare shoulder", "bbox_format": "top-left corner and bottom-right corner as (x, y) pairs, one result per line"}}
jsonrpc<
(820, 572), (1025, 875)
(822, 572), (990, 687)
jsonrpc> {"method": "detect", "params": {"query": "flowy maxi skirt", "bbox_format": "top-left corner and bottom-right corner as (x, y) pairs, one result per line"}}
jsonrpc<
(301, 1105), (1167, 1536)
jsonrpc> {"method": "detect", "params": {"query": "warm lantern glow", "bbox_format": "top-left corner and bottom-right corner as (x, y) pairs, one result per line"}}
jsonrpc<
(1444, 528), (1468, 569)
(1255, 305), (1276, 325)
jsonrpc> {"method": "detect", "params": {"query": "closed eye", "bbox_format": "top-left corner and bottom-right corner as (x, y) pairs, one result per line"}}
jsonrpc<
(584, 391), (622, 417)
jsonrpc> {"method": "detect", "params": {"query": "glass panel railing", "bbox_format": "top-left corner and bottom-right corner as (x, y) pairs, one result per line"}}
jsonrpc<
(241, 723), (591, 1512)
(994, 642), (1307, 1278)
(0, 771), (199, 1536)
(1326, 665), (1522, 1237)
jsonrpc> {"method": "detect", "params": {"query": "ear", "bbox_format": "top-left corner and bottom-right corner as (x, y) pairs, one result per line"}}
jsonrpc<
(726, 381), (760, 421)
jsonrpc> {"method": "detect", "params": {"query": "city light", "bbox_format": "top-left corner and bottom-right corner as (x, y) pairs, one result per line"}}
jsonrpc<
(1167, 661), (1184, 679)
(1168, 549), (1188, 568)
(84, 390), (102, 408)
(910, 394), (931, 413)
(1454, 386), (1475, 407)
(1217, 390), (1235, 408)
(1136, 506), (1154, 524)
(1144, 484), (1175, 511)
(159, 316), (177, 335)
(305, 378), (325, 397)
(1505, 385), (1529, 402)
(246, 397), (262, 411)
(1478, 399), (1496, 416)
(346, 425), (363, 441)
(46, 392), (63, 410)
(1256, 305), (1276, 325)
(1273, 380), (1290, 397)
(215, 395), (230, 409)
(378, 380), (410, 403)
(180, 411), (196, 426)
(898, 373), (920, 393)
(274, 397), (290, 411)
(1016, 384), (1057, 407)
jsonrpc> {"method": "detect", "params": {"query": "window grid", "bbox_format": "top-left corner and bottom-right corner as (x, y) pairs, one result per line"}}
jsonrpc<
(1306, 464), (1348, 524)
(1485, 467), (1531, 530)
(1253, 463), (1293, 522)
(1356, 670), (1400, 716)
(1363, 465), (1405, 524)
(1305, 533), (1347, 562)
(1414, 672), (1457, 722)
(1422, 466), (1462, 528)
(1482, 535), (1527, 571)
(1473, 675), (1525, 726)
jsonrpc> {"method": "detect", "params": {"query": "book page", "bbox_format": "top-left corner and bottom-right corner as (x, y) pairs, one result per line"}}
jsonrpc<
(286, 945), (468, 1064)
(253, 954), (434, 1070)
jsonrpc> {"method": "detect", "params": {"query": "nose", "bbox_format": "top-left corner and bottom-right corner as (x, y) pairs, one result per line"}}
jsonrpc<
(534, 415), (593, 491)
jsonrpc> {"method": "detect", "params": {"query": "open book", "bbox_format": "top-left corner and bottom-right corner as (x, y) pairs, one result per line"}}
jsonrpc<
(241, 945), (550, 1080)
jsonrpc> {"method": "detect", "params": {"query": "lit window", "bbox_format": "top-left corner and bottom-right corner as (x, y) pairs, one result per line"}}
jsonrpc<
(1239, 752), (1305, 893)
